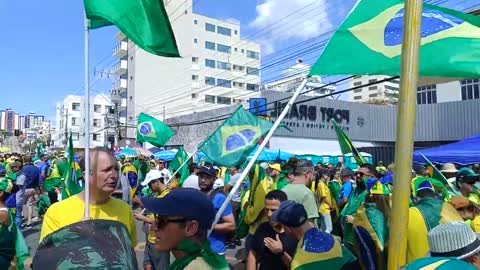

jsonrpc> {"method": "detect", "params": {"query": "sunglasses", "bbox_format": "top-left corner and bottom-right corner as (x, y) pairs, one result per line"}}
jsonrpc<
(154, 215), (187, 229)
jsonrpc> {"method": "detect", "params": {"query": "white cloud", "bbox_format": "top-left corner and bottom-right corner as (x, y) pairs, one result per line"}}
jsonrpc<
(249, 0), (345, 53)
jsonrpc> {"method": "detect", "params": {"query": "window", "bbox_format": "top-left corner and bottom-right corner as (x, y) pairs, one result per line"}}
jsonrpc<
(205, 41), (215, 50)
(192, 57), (199, 63)
(194, 19), (198, 25)
(93, 119), (101, 127)
(217, 96), (231, 105)
(205, 23), (216, 32)
(385, 85), (399, 91)
(246, 50), (260, 59)
(417, 84), (437, 105)
(234, 30), (238, 35)
(217, 79), (232, 88)
(72, 102), (80, 111)
(205, 77), (215, 86)
(93, 134), (100, 141)
(369, 93), (378, 98)
(130, 76), (133, 80)
(94, 104), (101, 113)
(205, 59), (216, 68)
(193, 38), (198, 44)
(233, 65), (244, 71)
(353, 81), (362, 86)
(234, 48), (238, 52)
(353, 89), (362, 93)
(461, 79), (480, 100)
(217, 44), (231, 54)
(205, 95), (216, 103)
(246, 67), (259, 76)
(191, 93), (198, 99)
(369, 79), (377, 83)
(216, 61), (231, 70)
(247, 83), (259, 91)
(233, 82), (244, 88)
(369, 86), (378, 90)
(354, 96), (362, 100)
(192, 75), (198, 81)
(72, 132), (80, 141)
(353, 75), (362, 79)
(241, 49), (245, 53)
(71, 117), (79, 126)
(217, 26), (231, 36)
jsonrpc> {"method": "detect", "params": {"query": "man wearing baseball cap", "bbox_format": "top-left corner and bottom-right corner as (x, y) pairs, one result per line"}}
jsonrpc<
(456, 168), (480, 205)
(135, 170), (170, 270)
(267, 164), (285, 190)
(141, 189), (229, 270)
(271, 200), (356, 269)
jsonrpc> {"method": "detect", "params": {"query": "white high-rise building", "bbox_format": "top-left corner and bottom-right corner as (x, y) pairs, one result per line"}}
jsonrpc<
(53, 94), (113, 148)
(347, 75), (400, 103)
(263, 60), (336, 97)
(110, 0), (261, 140)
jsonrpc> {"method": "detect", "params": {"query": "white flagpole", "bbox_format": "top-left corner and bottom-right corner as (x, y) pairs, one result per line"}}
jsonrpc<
(208, 77), (309, 237)
(165, 149), (199, 185)
(84, 14), (91, 218)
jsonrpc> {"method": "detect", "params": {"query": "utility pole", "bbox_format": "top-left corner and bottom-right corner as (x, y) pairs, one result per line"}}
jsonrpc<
(114, 103), (119, 147)
(64, 108), (69, 147)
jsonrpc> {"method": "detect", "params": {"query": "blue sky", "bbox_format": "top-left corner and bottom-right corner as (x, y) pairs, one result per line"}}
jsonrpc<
(1, 0), (478, 121)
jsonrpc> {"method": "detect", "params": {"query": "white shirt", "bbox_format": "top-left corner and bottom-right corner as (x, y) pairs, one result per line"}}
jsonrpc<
(182, 175), (199, 190)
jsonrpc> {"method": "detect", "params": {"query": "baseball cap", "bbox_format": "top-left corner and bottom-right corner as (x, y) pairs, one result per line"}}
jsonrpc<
(340, 168), (354, 177)
(416, 180), (435, 193)
(141, 188), (215, 229)
(268, 164), (281, 172)
(457, 168), (480, 183)
(198, 163), (216, 177)
(141, 170), (166, 186)
(271, 200), (307, 228)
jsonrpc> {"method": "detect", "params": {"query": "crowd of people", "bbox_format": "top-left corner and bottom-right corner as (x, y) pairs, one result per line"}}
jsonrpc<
(1, 148), (480, 269)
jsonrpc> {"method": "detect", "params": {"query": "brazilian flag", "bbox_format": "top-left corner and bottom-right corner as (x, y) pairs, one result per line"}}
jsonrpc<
(310, 0), (480, 78)
(170, 147), (190, 187)
(332, 121), (365, 165)
(122, 164), (138, 199)
(136, 113), (175, 147)
(62, 132), (83, 200)
(421, 153), (461, 197)
(291, 230), (356, 270)
(353, 203), (388, 270)
(199, 106), (273, 168)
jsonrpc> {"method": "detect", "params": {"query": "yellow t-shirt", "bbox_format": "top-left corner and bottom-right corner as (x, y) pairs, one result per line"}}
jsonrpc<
(147, 189), (171, 243)
(317, 181), (332, 214)
(471, 216), (480, 233)
(39, 195), (137, 247)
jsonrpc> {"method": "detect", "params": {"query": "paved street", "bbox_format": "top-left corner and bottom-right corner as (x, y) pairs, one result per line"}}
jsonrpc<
(22, 219), (246, 269)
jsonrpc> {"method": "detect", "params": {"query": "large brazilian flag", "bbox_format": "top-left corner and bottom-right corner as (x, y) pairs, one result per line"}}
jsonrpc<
(199, 106), (273, 168)
(310, 0), (480, 78)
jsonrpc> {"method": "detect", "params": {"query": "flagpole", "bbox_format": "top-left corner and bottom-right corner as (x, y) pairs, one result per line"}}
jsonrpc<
(387, 0), (423, 268)
(165, 149), (199, 185)
(208, 78), (309, 237)
(84, 14), (91, 218)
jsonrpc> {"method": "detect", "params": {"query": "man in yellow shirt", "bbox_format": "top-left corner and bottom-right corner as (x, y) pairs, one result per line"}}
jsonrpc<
(135, 169), (170, 270)
(39, 147), (137, 247)
(316, 170), (333, 233)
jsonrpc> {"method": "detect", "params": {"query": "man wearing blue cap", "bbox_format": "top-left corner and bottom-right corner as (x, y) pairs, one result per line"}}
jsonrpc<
(271, 200), (356, 270)
(142, 189), (229, 270)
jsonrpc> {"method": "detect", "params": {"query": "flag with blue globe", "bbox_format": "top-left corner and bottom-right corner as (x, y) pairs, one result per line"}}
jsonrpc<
(136, 113), (175, 147)
(199, 107), (273, 168)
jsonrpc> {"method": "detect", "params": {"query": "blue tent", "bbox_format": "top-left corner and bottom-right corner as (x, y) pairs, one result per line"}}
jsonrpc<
(413, 135), (480, 165)
(246, 146), (294, 161)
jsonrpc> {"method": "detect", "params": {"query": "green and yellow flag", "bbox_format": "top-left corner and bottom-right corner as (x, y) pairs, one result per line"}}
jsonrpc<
(170, 147), (190, 187)
(62, 132), (83, 200)
(84, 0), (179, 57)
(310, 0), (480, 77)
(199, 107), (273, 168)
(332, 121), (366, 165)
(421, 153), (461, 197)
(136, 113), (175, 148)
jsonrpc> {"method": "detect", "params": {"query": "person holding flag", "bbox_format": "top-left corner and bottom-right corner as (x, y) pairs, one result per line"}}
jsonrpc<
(0, 177), (29, 270)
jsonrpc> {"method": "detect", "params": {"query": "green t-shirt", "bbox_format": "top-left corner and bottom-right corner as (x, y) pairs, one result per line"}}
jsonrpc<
(282, 184), (319, 219)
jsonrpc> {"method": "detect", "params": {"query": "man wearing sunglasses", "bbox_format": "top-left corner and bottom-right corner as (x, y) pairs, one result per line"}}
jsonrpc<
(142, 188), (229, 270)
(156, 159), (172, 181)
(135, 170), (170, 270)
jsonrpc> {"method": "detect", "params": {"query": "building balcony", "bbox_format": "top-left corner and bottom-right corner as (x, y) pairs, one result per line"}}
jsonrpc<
(114, 78), (127, 91)
(115, 31), (127, 41)
(111, 60), (128, 75)
(113, 41), (128, 58)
